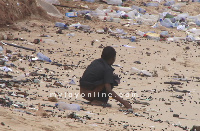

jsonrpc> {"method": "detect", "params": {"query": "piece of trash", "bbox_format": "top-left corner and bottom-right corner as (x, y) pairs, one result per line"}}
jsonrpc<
(55, 22), (67, 29)
(0, 66), (12, 72)
(2, 42), (35, 51)
(130, 36), (136, 42)
(130, 67), (140, 74)
(56, 102), (80, 111)
(42, 39), (55, 44)
(67, 33), (75, 37)
(69, 79), (76, 85)
(96, 29), (105, 34)
(37, 52), (52, 62)
(130, 67), (152, 77)
(122, 45), (136, 48)
(145, 32), (160, 40)
(43, 0), (60, 5)
(66, 12), (78, 17)
(0, 46), (3, 53)
(140, 70), (152, 77)
(177, 25), (186, 30)
(37, 0), (63, 18)
(31, 57), (39, 61)
(33, 79), (40, 84)
(106, 0), (122, 5)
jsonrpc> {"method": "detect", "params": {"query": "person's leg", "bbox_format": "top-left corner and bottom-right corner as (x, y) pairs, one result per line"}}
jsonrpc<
(94, 85), (114, 104)
(80, 84), (114, 106)
(80, 84), (105, 101)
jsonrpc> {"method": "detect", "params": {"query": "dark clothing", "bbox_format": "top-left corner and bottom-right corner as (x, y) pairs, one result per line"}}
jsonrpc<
(80, 58), (120, 103)
(80, 58), (115, 90)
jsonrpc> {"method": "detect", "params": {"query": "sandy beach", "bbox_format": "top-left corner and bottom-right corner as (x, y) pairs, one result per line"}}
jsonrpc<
(0, 0), (200, 131)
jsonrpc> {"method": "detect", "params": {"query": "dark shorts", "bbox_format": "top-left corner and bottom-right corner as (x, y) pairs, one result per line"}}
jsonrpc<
(80, 74), (120, 90)
(80, 74), (120, 103)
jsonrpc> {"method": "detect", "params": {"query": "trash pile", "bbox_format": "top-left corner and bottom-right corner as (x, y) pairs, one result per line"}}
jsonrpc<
(62, 0), (200, 42)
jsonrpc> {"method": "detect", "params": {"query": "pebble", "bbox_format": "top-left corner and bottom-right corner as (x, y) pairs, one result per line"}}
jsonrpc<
(173, 114), (179, 118)
(1, 122), (5, 126)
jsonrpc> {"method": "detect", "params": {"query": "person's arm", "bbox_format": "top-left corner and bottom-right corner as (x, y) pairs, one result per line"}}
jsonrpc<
(105, 83), (132, 109)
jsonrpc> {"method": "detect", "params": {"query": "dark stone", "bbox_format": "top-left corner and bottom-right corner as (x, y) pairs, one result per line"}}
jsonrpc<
(173, 114), (179, 117)
(33, 39), (40, 44)
(1, 122), (5, 126)
(134, 61), (141, 64)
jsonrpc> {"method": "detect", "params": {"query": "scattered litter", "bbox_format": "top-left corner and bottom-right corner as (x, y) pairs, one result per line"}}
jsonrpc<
(56, 102), (80, 111)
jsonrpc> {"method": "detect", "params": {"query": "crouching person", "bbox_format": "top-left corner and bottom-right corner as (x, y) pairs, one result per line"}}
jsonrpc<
(80, 46), (132, 109)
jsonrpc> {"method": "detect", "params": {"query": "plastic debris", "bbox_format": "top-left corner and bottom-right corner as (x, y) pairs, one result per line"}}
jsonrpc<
(56, 102), (80, 111)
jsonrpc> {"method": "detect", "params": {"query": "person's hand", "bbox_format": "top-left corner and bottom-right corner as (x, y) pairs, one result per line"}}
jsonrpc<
(123, 100), (132, 109)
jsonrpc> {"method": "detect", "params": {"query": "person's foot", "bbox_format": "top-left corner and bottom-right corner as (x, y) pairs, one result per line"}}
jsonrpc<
(90, 100), (112, 107)
(90, 100), (104, 106)
(102, 103), (112, 108)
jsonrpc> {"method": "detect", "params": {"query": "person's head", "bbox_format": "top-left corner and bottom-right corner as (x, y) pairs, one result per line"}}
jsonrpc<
(101, 46), (116, 65)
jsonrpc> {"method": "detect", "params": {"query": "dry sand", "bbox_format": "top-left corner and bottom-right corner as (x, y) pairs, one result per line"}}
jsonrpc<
(0, 0), (200, 131)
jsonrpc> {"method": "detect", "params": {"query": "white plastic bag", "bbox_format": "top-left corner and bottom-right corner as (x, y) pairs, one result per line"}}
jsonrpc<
(130, 67), (140, 74)
(106, 0), (122, 5)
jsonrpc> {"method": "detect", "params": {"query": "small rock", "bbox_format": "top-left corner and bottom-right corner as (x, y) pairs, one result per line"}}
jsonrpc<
(48, 97), (58, 102)
(98, 44), (104, 48)
(165, 102), (171, 105)
(56, 29), (63, 34)
(185, 46), (190, 50)
(33, 39), (40, 44)
(64, 66), (72, 70)
(171, 57), (176, 61)
(146, 52), (151, 56)
(1, 122), (5, 126)
(173, 114), (179, 117)
(18, 67), (25, 72)
(6, 50), (12, 54)
(134, 61), (141, 64)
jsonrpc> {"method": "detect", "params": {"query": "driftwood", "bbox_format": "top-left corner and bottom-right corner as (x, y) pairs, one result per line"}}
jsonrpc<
(0, 74), (13, 78)
(51, 62), (78, 67)
(0, 79), (30, 84)
(173, 88), (190, 93)
(2, 42), (36, 52)
(164, 82), (182, 85)
(133, 100), (150, 106)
